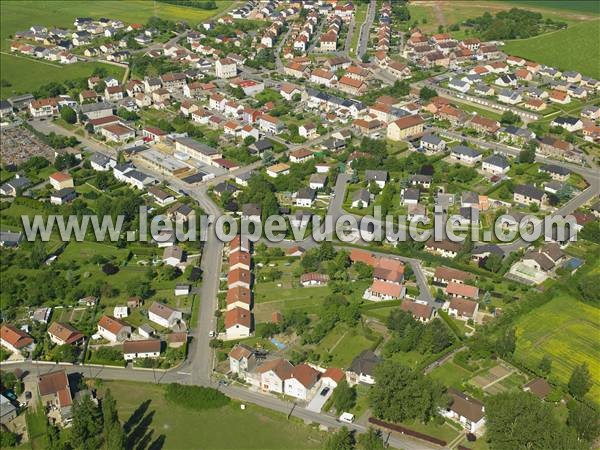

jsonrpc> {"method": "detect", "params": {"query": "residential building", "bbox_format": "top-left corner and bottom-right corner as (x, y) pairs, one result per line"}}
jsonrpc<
(97, 315), (131, 342)
(148, 301), (183, 329)
(123, 339), (161, 361)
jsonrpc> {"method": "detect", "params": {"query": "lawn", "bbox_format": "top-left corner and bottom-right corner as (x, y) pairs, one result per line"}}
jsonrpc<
(0, 0), (232, 97)
(513, 293), (600, 403)
(503, 20), (600, 78)
(315, 325), (380, 368)
(429, 359), (474, 390)
(98, 380), (325, 450)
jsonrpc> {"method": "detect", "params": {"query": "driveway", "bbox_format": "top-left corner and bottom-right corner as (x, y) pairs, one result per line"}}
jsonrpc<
(306, 385), (334, 413)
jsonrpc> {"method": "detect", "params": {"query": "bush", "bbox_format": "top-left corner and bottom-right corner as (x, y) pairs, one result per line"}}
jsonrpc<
(164, 383), (229, 410)
(102, 263), (119, 275)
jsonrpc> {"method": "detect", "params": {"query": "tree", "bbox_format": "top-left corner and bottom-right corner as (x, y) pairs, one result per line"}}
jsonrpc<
(500, 110), (521, 126)
(419, 86), (437, 102)
(325, 427), (355, 450)
(370, 360), (445, 423)
(486, 391), (586, 450)
(0, 430), (18, 447)
(538, 355), (552, 376)
(567, 400), (600, 443)
(60, 106), (77, 124)
(519, 143), (536, 163)
(484, 253), (503, 273)
(495, 327), (516, 357)
(71, 395), (103, 450)
(357, 428), (384, 450)
(568, 363), (591, 399)
(331, 379), (357, 412)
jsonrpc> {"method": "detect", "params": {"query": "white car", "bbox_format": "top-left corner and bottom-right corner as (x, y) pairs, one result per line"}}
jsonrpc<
(208, 331), (216, 338)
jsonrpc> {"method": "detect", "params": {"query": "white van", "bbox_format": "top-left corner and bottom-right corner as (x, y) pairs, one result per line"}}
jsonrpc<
(339, 412), (354, 424)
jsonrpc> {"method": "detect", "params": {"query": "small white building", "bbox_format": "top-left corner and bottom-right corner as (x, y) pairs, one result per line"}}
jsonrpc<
(148, 302), (183, 329)
(123, 339), (161, 361)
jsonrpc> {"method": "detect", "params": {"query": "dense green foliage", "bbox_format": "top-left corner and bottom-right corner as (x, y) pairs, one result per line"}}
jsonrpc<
(164, 383), (229, 410)
(464, 8), (567, 40)
(384, 309), (454, 356)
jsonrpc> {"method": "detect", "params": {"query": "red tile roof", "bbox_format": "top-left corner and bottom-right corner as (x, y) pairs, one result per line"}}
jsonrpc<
(0, 324), (33, 349)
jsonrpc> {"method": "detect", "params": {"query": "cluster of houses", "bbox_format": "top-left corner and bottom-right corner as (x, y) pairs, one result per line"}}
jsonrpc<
(349, 249), (407, 302)
(225, 236), (255, 339)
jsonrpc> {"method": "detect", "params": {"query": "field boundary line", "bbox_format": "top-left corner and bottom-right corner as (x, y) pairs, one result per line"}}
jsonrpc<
(0, 51), (63, 68)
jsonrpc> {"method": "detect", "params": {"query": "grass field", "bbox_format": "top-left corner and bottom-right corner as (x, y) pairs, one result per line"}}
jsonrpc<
(514, 293), (600, 402)
(0, 0), (232, 97)
(99, 381), (325, 450)
(503, 20), (600, 78)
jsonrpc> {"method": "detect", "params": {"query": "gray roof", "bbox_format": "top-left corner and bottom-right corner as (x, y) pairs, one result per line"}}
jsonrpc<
(90, 152), (111, 166)
(403, 188), (420, 201)
(539, 164), (570, 176)
(483, 154), (509, 169)
(461, 191), (479, 204)
(2, 176), (31, 190)
(420, 134), (443, 145)
(365, 170), (388, 183)
(514, 184), (545, 201)
(309, 173), (327, 184)
(296, 188), (316, 200)
(353, 189), (370, 203)
(242, 203), (261, 216)
(175, 137), (219, 156)
(349, 350), (380, 377)
(81, 101), (113, 113)
(51, 188), (76, 200)
(452, 145), (480, 158)
(0, 231), (22, 246)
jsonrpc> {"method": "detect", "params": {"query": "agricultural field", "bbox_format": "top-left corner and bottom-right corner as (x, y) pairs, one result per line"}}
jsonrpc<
(513, 293), (600, 402)
(96, 381), (325, 450)
(503, 20), (600, 78)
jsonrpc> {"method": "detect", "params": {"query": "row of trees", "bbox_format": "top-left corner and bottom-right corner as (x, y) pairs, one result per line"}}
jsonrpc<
(384, 309), (454, 356)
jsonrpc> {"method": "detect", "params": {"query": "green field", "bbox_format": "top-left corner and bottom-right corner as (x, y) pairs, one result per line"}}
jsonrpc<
(502, 1), (600, 14)
(100, 381), (325, 450)
(0, 0), (232, 97)
(514, 294), (600, 402)
(503, 19), (600, 78)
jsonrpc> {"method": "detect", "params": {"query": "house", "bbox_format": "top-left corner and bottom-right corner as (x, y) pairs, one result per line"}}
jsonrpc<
(167, 203), (196, 223)
(386, 61), (411, 80)
(163, 245), (185, 267)
(241, 203), (261, 222)
(290, 148), (314, 163)
(441, 389), (485, 434)
(550, 116), (583, 133)
(446, 282), (479, 300)
(229, 249), (251, 271)
(523, 378), (552, 399)
(469, 115), (500, 135)
(450, 146), (482, 165)
(539, 164), (571, 181)
(0, 174), (31, 197)
(249, 138), (273, 156)
(255, 358), (293, 393)
(365, 170), (388, 189)
(229, 344), (256, 375)
(300, 272), (330, 287)
(266, 163), (290, 178)
(0, 231), (22, 248)
(100, 123), (135, 142)
(299, 123), (317, 139)
(97, 315), (131, 342)
(400, 300), (435, 323)
(513, 184), (546, 207)
(295, 188), (316, 207)
(147, 186), (175, 206)
(0, 324), (33, 353)
(419, 134), (446, 154)
(175, 137), (222, 165)
(215, 58), (237, 78)
(387, 115), (425, 141)
(50, 188), (76, 205)
(280, 83), (302, 101)
(29, 97), (59, 117)
(448, 298), (479, 320)
(581, 105), (600, 121)
(104, 85), (124, 102)
(227, 286), (252, 311)
(284, 364), (320, 400)
(1, 394), (17, 424)
(228, 268), (251, 289)
(90, 152), (116, 171)
(337, 76), (367, 96)
(258, 114), (285, 134)
(37, 370), (73, 425)
(49, 172), (74, 191)
(309, 173), (327, 190)
(352, 189), (370, 208)
(347, 350), (379, 385)
(549, 90), (570, 104)
(402, 188), (420, 206)
(148, 301), (183, 329)
(425, 239), (462, 258)
(225, 307), (252, 339)
(364, 279), (405, 301)
(286, 245), (306, 257)
(498, 126), (536, 145)
(320, 368), (346, 389)
(123, 339), (161, 361)
(497, 89), (522, 105)
(538, 136), (574, 160)
(433, 266), (472, 286)
(142, 126), (167, 143)
(482, 154), (510, 175)
(448, 78), (470, 93)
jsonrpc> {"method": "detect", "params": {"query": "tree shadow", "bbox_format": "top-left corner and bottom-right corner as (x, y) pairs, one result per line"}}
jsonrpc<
(147, 434), (166, 450)
(135, 429), (154, 450)
(127, 411), (155, 449)
(124, 399), (151, 433)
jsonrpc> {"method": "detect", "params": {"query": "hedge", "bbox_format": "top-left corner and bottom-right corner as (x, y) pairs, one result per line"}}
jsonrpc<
(164, 383), (229, 411)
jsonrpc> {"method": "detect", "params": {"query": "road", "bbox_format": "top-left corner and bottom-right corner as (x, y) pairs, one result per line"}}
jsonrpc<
(356, 0), (376, 59)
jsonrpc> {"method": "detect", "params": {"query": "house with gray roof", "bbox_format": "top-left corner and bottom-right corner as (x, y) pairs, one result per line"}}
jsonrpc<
(451, 145), (482, 165)
(352, 189), (370, 208)
(0, 175), (31, 196)
(365, 170), (388, 189)
(482, 154), (510, 175)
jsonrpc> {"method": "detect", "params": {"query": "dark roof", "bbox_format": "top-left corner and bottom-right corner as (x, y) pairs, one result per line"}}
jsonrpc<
(539, 164), (570, 176)
(514, 184), (545, 201)
(447, 388), (484, 422)
(451, 145), (480, 158)
(296, 188), (316, 200)
(483, 154), (509, 169)
(349, 350), (380, 376)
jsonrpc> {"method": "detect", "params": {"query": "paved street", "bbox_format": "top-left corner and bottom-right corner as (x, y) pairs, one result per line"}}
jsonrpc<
(356, 0), (376, 59)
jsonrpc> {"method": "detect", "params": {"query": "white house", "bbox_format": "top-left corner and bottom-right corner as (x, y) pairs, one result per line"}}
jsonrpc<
(123, 339), (161, 361)
(256, 358), (294, 394)
(225, 307), (252, 339)
(148, 301), (183, 329)
(284, 364), (320, 400)
(97, 315), (131, 342)
(482, 154), (510, 175)
(440, 389), (486, 434)
(228, 344), (256, 376)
